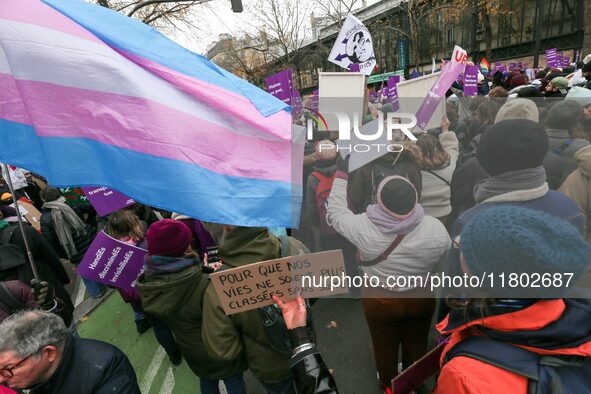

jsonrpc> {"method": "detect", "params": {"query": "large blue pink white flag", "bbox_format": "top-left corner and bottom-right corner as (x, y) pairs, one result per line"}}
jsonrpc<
(0, 0), (304, 227)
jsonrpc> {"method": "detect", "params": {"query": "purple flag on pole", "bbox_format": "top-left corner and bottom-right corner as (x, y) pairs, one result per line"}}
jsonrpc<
(415, 46), (467, 131)
(349, 63), (361, 72)
(463, 65), (479, 96)
(562, 56), (571, 67)
(387, 76), (400, 111)
(82, 186), (134, 217)
(77, 230), (146, 292)
(265, 68), (293, 106)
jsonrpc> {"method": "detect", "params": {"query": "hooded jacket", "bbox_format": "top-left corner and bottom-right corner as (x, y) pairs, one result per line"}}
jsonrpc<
(433, 299), (591, 393)
(559, 144), (591, 242)
(201, 228), (309, 384)
(137, 263), (247, 379)
(305, 163), (337, 226)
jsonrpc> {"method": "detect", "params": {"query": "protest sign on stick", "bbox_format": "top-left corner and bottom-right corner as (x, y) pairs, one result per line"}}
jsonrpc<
(328, 14), (376, 76)
(414, 45), (467, 131)
(77, 230), (146, 292)
(209, 250), (347, 315)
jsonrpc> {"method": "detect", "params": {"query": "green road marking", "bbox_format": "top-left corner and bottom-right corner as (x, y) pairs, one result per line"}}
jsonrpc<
(77, 293), (199, 394)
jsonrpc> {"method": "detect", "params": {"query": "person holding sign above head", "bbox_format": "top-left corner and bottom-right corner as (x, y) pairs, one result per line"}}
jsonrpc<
(201, 226), (309, 394)
(137, 219), (247, 394)
(326, 155), (451, 390)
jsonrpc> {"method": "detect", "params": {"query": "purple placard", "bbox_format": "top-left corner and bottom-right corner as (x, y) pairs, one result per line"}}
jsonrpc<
(265, 68), (293, 106)
(77, 230), (146, 292)
(415, 46), (467, 130)
(387, 76), (400, 111)
(82, 187), (134, 217)
(546, 48), (557, 68)
(509, 63), (516, 71)
(562, 56), (571, 67)
(575, 49), (581, 63)
(463, 65), (479, 96)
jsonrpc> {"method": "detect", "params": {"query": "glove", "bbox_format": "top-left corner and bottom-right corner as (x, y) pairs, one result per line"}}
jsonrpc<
(31, 280), (55, 310)
(336, 154), (350, 173)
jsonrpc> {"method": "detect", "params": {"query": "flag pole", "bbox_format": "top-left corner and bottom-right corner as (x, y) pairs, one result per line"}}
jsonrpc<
(1, 163), (40, 281)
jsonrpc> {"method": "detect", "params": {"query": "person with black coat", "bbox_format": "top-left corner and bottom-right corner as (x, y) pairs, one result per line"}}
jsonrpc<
(0, 310), (140, 393)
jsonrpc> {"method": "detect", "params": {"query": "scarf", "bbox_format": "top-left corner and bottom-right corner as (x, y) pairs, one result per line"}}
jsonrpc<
(144, 255), (196, 274)
(366, 203), (425, 234)
(43, 196), (86, 259)
(0, 220), (8, 231)
(474, 166), (548, 204)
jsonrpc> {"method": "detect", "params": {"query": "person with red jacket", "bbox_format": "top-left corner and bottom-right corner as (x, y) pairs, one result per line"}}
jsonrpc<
(433, 205), (591, 393)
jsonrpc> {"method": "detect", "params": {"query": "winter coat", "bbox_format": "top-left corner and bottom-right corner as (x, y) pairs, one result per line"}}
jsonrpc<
(433, 299), (591, 393)
(289, 346), (338, 394)
(201, 228), (309, 384)
(451, 152), (570, 219)
(30, 334), (140, 394)
(138, 263), (247, 379)
(419, 132), (459, 218)
(546, 128), (589, 174)
(40, 208), (95, 264)
(327, 176), (451, 289)
(0, 280), (72, 326)
(559, 144), (591, 242)
(0, 224), (74, 318)
(0, 280), (36, 322)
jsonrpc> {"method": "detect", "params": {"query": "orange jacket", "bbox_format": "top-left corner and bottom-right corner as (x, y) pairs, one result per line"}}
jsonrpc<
(432, 300), (591, 394)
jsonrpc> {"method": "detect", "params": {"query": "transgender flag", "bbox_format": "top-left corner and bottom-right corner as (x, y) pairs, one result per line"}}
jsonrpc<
(0, 0), (304, 227)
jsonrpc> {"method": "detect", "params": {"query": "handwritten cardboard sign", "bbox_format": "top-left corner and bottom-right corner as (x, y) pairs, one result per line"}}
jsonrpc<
(77, 230), (146, 291)
(209, 250), (347, 315)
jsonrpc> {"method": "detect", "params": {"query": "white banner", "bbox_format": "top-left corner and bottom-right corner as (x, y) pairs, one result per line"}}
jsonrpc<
(328, 14), (376, 76)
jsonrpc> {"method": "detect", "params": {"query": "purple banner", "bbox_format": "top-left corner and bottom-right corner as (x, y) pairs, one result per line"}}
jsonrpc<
(265, 68), (293, 106)
(463, 65), (479, 96)
(575, 49), (581, 63)
(82, 187), (134, 217)
(546, 48), (557, 68)
(291, 88), (303, 120)
(387, 76), (400, 111)
(509, 63), (516, 71)
(310, 90), (319, 112)
(77, 230), (146, 292)
(415, 46), (467, 130)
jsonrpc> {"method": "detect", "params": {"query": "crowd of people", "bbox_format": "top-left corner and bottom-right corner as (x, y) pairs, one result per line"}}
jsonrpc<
(0, 56), (591, 394)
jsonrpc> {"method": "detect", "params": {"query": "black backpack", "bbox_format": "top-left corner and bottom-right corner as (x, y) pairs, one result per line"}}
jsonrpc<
(444, 336), (591, 393)
(258, 235), (315, 357)
(371, 160), (399, 203)
(0, 225), (28, 274)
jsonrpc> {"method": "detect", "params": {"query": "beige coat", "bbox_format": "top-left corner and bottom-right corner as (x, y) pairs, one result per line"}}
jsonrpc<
(559, 144), (591, 242)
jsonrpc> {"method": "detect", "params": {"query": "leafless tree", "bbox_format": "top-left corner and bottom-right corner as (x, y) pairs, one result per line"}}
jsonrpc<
(247, 0), (310, 72)
(312, 0), (363, 27)
(94, 0), (212, 36)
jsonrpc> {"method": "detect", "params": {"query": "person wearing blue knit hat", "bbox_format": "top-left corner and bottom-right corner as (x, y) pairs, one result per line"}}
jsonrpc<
(432, 205), (591, 394)
(459, 205), (590, 298)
